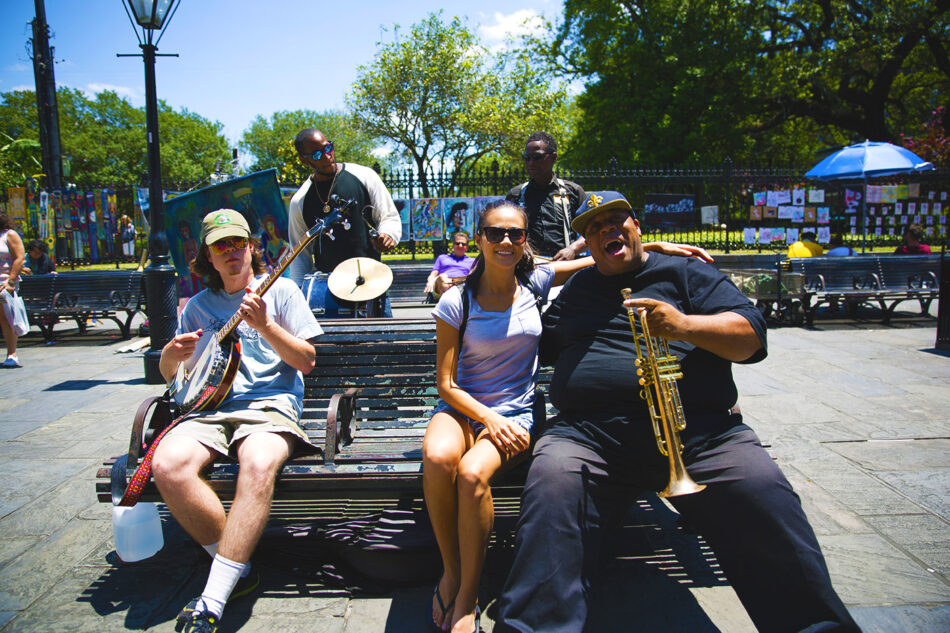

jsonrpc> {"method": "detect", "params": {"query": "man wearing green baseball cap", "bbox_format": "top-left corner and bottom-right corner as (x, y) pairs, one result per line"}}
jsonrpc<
(154, 208), (323, 633)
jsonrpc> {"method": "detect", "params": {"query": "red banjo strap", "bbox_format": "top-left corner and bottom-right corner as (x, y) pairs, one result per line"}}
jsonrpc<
(114, 382), (219, 507)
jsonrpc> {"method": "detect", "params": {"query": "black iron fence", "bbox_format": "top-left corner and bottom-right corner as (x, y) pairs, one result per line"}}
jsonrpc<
(4, 160), (948, 264)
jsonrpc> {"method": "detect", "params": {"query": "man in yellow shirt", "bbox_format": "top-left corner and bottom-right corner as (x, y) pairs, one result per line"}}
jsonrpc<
(788, 231), (824, 257)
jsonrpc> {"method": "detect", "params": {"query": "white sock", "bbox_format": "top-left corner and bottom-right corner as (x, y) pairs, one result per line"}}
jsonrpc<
(196, 554), (244, 618)
(241, 562), (251, 578)
(202, 542), (218, 558)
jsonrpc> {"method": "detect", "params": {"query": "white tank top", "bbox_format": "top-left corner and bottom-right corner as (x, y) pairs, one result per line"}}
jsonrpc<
(0, 230), (12, 283)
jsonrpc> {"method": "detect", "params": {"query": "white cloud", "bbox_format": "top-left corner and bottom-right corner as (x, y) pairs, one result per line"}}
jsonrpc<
(85, 83), (142, 102)
(10, 84), (34, 91)
(5, 64), (30, 72)
(478, 10), (545, 53)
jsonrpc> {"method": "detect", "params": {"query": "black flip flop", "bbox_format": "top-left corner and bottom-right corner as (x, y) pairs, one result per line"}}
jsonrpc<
(431, 584), (456, 631)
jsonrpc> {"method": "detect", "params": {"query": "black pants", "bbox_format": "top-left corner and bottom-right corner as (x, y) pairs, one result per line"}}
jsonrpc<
(494, 426), (861, 633)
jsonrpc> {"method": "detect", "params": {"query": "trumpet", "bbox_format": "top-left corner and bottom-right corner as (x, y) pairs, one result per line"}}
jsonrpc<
(621, 288), (706, 498)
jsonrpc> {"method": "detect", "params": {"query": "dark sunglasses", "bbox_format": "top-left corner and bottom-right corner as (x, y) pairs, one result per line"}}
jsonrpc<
(480, 226), (527, 244)
(453, 241), (468, 247)
(208, 236), (248, 254)
(308, 141), (334, 161)
(522, 151), (551, 162)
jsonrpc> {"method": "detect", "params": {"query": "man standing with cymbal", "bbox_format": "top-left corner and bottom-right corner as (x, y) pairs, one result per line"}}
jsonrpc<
(287, 128), (401, 316)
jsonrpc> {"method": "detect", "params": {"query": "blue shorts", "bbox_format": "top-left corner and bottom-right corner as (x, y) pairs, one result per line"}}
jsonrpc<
(431, 400), (534, 438)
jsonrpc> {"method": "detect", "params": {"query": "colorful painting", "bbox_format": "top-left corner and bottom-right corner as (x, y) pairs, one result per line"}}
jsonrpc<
(474, 196), (505, 223)
(410, 198), (443, 241)
(394, 199), (410, 242)
(163, 169), (287, 298)
(643, 193), (695, 229)
(442, 197), (475, 237)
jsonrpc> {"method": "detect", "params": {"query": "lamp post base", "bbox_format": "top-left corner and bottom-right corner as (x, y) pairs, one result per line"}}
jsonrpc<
(142, 257), (178, 385)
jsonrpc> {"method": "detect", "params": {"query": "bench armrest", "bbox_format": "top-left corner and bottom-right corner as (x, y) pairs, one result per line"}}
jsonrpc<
(109, 395), (167, 505)
(805, 274), (825, 292)
(325, 388), (359, 463)
(52, 292), (78, 308)
(908, 271), (938, 289)
(853, 273), (881, 290)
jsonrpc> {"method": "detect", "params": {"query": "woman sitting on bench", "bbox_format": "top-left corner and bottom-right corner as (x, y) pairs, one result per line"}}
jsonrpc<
(422, 201), (709, 633)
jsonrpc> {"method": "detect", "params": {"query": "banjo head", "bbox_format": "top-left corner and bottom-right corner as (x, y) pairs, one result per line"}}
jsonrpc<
(170, 332), (231, 412)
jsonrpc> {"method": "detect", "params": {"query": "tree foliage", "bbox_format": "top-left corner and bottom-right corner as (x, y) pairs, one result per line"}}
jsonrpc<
(240, 109), (384, 184)
(348, 13), (572, 195)
(0, 87), (230, 190)
(527, 0), (949, 167)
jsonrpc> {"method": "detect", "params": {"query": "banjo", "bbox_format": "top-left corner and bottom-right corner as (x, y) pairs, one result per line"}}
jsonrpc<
(169, 204), (351, 414)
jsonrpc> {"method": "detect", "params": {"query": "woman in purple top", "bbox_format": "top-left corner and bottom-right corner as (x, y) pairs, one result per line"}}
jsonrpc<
(425, 231), (477, 298)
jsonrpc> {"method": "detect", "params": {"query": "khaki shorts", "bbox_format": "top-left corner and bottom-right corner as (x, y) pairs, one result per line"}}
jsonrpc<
(167, 402), (317, 458)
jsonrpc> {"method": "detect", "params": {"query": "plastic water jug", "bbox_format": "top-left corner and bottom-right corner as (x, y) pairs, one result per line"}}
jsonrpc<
(112, 502), (164, 562)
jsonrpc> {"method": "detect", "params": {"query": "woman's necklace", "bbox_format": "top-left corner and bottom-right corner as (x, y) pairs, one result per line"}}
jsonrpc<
(313, 164), (340, 214)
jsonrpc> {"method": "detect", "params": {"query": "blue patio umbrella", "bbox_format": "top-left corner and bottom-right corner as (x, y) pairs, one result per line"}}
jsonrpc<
(804, 141), (934, 252)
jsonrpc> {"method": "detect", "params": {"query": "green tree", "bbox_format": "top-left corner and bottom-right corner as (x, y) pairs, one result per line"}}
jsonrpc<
(348, 13), (571, 196)
(527, 0), (949, 166)
(240, 109), (383, 183)
(0, 87), (230, 189)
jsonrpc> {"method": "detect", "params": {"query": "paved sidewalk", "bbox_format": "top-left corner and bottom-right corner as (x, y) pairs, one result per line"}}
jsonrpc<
(0, 309), (948, 632)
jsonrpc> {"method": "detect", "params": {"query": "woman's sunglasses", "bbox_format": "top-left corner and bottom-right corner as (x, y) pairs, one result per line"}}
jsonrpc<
(480, 226), (527, 244)
(208, 236), (248, 255)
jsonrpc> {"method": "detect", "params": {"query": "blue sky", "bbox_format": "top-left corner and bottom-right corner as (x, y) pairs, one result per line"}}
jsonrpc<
(1, 1), (563, 150)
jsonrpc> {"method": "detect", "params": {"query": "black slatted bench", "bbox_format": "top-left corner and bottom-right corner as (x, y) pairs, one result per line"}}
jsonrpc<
(97, 318), (547, 509)
(387, 264), (435, 307)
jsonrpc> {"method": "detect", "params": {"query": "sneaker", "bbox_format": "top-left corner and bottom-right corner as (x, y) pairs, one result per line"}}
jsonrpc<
(176, 571), (260, 622)
(229, 568), (261, 600)
(1, 356), (21, 368)
(176, 608), (218, 633)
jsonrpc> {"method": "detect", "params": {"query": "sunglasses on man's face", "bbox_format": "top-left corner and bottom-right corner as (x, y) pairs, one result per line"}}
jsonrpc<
(480, 226), (527, 244)
(208, 236), (248, 255)
(308, 141), (334, 161)
(453, 241), (468, 247)
(522, 152), (552, 162)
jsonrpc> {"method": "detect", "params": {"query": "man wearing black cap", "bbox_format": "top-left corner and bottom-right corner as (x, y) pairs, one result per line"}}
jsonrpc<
(506, 131), (587, 260)
(154, 209), (322, 633)
(494, 193), (859, 632)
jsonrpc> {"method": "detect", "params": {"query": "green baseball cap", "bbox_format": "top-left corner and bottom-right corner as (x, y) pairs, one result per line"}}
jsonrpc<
(200, 209), (250, 245)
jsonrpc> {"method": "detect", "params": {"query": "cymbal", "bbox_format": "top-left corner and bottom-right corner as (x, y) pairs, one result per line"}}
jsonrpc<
(327, 257), (393, 302)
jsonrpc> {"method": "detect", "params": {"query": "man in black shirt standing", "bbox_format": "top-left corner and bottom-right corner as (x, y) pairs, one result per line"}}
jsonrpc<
(506, 131), (587, 260)
(494, 193), (859, 632)
(288, 128), (401, 315)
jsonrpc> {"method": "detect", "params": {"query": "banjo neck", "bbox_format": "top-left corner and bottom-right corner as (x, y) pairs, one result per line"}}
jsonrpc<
(216, 208), (345, 341)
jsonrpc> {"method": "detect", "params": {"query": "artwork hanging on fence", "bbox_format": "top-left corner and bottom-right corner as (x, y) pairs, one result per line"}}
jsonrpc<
(410, 198), (443, 241)
(749, 206), (762, 221)
(817, 227), (831, 243)
(786, 228), (799, 244)
(817, 207), (830, 224)
(163, 169), (287, 298)
(7, 188), (26, 227)
(394, 199), (410, 242)
(443, 197), (475, 236)
(700, 205), (718, 225)
(844, 188), (862, 213)
(804, 207), (816, 223)
(792, 189), (805, 206)
(643, 193), (695, 229)
(763, 206), (777, 219)
(474, 196), (505, 222)
(753, 192), (766, 206)
(743, 227), (756, 244)
(777, 206), (793, 220)
(808, 189), (825, 203)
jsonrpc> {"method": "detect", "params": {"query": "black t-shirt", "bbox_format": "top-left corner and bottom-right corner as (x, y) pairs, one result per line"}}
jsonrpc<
(506, 178), (586, 257)
(302, 167), (379, 273)
(539, 253), (767, 453)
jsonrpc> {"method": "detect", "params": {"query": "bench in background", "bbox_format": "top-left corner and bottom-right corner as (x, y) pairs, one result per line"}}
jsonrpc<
(18, 270), (145, 342)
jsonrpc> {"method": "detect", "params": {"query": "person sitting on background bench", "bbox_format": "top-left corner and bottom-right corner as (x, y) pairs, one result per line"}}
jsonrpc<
(787, 230), (824, 257)
(425, 231), (476, 300)
(493, 192), (859, 633)
(825, 234), (855, 257)
(423, 200), (711, 633)
(153, 209), (322, 633)
(895, 223), (932, 255)
(23, 240), (56, 274)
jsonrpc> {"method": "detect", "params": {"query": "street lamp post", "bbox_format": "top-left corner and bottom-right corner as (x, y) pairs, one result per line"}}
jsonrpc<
(119, 0), (181, 384)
